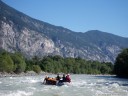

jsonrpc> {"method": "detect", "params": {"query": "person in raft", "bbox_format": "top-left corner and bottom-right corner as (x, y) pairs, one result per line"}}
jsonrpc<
(65, 74), (71, 83)
(43, 76), (48, 84)
(59, 74), (66, 83)
(62, 74), (66, 82)
(56, 74), (61, 81)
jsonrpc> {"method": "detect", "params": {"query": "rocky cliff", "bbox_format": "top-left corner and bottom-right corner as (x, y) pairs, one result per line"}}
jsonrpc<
(0, 1), (128, 63)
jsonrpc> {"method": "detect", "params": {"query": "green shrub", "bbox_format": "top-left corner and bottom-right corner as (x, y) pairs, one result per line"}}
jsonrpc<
(10, 52), (26, 73)
(33, 65), (41, 74)
(114, 48), (128, 77)
(0, 52), (14, 73)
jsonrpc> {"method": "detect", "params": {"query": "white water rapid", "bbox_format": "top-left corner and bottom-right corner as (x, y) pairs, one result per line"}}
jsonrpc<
(0, 75), (128, 96)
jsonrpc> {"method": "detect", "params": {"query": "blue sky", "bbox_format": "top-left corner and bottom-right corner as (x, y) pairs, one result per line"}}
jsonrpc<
(3, 0), (128, 37)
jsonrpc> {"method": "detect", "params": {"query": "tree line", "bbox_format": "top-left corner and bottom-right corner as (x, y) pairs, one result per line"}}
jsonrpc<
(1, 48), (128, 77)
(26, 55), (114, 74)
(0, 50), (114, 74)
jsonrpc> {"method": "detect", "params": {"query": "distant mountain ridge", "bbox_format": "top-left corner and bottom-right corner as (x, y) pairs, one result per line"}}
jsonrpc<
(0, 0), (128, 63)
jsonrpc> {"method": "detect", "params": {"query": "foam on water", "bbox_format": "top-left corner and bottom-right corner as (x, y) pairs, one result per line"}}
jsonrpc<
(29, 79), (38, 83)
(71, 78), (87, 88)
(0, 91), (33, 96)
(110, 82), (120, 88)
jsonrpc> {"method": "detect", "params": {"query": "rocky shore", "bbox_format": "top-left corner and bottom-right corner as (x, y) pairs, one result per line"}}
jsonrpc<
(0, 72), (115, 78)
(0, 71), (49, 77)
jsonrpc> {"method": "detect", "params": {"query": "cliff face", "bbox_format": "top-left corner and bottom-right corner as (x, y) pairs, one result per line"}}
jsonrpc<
(0, 1), (128, 63)
(0, 20), (59, 57)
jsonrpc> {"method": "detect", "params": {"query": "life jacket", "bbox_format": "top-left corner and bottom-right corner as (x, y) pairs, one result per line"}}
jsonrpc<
(66, 75), (71, 83)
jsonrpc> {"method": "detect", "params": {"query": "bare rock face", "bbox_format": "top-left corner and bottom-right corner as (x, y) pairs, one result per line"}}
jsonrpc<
(0, 0), (128, 63)
(0, 21), (59, 58)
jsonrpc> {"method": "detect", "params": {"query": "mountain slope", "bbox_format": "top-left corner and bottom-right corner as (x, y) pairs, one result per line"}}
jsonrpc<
(0, 1), (128, 63)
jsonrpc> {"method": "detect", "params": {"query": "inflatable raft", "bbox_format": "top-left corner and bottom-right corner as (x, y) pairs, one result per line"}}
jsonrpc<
(43, 77), (70, 86)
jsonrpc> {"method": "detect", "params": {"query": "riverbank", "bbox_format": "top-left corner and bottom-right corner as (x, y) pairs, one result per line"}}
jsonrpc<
(0, 71), (53, 77)
(0, 71), (115, 78)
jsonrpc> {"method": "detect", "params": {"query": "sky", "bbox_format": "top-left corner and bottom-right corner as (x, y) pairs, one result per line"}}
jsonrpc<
(2, 0), (128, 37)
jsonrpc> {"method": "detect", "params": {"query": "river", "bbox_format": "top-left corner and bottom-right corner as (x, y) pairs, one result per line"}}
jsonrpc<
(0, 75), (128, 96)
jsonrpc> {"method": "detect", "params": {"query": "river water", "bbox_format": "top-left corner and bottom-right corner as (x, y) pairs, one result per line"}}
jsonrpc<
(0, 75), (128, 96)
